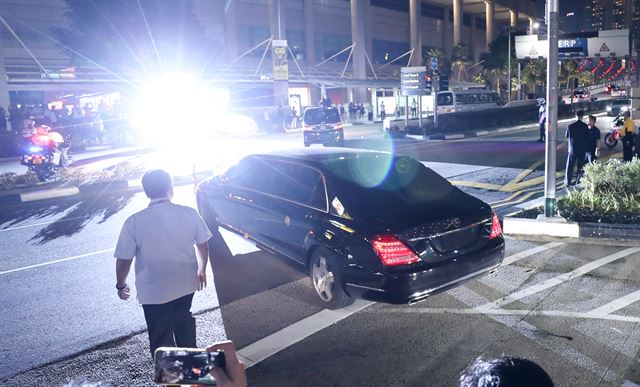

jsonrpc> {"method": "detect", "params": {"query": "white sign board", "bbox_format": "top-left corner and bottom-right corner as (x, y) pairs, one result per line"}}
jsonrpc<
(515, 35), (548, 59)
(587, 29), (629, 57)
(515, 29), (629, 60)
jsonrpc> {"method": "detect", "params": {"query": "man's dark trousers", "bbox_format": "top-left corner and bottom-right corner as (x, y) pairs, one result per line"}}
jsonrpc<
(565, 150), (585, 186)
(142, 293), (196, 357)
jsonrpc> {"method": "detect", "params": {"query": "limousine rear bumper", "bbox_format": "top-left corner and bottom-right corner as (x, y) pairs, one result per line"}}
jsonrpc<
(343, 241), (504, 305)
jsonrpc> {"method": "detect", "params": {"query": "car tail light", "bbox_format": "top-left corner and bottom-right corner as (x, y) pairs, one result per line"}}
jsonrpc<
(334, 123), (344, 130)
(490, 211), (502, 240)
(371, 234), (420, 266)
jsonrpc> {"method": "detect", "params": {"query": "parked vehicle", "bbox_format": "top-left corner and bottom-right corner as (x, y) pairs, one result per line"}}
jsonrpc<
(196, 149), (505, 309)
(436, 90), (500, 114)
(302, 107), (344, 147)
(606, 99), (631, 116)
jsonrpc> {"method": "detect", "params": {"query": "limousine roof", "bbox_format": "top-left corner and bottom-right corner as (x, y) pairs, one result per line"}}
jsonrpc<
(251, 148), (392, 164)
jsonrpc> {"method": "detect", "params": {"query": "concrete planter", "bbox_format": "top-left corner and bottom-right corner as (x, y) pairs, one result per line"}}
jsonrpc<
(504, 216), (640, 241)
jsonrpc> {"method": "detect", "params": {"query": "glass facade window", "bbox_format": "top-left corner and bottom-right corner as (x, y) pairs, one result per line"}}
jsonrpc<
(371, 0), (408, 13)
(315, 33), (351, 62)
(372, 39), (410, 64)
(237, 26), (270, 57)
(476, 18), (486, 30)
(421, 3), (443, 20)
(464, 14), (471, 27)
(287, 30), (305, 57)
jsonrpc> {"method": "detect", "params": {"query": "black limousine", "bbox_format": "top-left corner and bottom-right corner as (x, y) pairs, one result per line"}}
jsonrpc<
(196, 149), (504, 309)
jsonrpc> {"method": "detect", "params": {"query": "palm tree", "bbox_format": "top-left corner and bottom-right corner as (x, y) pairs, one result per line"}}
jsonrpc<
(480, 34), (510, 96)
(450, 44), (474, 81)
(425, 48), (452, 77)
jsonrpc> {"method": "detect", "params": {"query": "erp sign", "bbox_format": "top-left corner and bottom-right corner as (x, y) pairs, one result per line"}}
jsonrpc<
(558, 38), (587, 57)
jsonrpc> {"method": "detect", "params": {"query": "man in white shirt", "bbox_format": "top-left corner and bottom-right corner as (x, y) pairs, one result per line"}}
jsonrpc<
(115, 169), (212, 356)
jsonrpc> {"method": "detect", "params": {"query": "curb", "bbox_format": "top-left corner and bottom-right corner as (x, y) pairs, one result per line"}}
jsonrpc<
(0, 171), (212, 207)
(503, 216), (640, 241)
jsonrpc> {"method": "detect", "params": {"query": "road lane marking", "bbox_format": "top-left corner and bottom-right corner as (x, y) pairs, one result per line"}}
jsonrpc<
(446, 285), (621, 381)
(479, 247), (640, 310)
(0, 248), (114, 275)
(238, 300), (374, 368)
(502, 159), (545, 191)
(587, 289), (640, 317)
(371, 307), (640, 323)
(492, 191), (540, 209)
(489, 190), (525, 205)
(501, 242), (564, 266)
(450, 180), (503, 190)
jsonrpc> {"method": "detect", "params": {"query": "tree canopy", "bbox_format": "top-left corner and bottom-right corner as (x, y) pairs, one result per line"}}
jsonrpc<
(51, 0), (218, 76)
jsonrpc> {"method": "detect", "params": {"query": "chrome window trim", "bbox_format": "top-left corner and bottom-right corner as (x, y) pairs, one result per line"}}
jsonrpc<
(223, 157), (330, 213)
(407, 217), (491, 242)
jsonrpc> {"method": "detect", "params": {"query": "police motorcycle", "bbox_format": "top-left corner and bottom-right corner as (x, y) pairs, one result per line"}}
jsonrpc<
(604, 113), (625, 149)
(21, 125), (70, 181)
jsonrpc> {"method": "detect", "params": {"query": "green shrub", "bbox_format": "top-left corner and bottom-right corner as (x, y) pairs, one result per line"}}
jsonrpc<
(558, 158), (640, 223)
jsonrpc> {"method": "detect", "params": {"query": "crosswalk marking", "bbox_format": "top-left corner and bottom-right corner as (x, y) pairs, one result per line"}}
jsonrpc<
(587, 289), (640, 317)
(479, 247), (640, 310)
(501, 241), (564, 266)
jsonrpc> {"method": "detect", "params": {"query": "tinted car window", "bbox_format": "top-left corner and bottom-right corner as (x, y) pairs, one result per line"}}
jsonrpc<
(303, 108), (341, 125)
(322, 154), (455, 220)
(437, 92), (453, 106)
(276, 162), (327, 209)
(224, 157), (284, 196)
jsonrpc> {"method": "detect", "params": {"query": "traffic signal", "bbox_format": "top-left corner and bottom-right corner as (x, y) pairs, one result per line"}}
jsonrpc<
(439, 75), (449, 91)
(423, 74), (433, 93)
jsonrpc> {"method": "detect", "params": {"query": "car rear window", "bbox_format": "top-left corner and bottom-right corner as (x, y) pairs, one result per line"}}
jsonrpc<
(304, 108), (341, 125)
(322, 154), (456, 219)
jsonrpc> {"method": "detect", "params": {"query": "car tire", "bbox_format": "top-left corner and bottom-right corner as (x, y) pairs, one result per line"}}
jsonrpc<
(309, 248), (354, 309)
(304, 143), (310, 147)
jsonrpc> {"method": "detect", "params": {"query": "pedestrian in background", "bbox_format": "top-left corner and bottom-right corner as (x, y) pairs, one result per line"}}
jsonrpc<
(380, 101), (386, 120)
(621, 110), (635, 162)
(0, 105), (7, 132)
(538, 100), (546, 142)
(564, 110), (588, 186)
(114, 169), (211, 357)
(585, 115), (601, 164)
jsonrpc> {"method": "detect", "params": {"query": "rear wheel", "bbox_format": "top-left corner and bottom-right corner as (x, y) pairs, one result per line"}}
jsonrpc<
(604, 133), (618, 149)
(310, 249), (354, 309)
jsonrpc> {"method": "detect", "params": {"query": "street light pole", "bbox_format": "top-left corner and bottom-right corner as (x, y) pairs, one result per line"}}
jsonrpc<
(508, 27), (511, 103)
(544, 0), (559, 217)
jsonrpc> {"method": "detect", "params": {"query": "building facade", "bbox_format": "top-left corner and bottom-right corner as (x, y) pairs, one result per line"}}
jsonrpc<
(0, 0), (538, 113)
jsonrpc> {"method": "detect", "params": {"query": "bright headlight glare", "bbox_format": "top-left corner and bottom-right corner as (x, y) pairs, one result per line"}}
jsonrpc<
(132, 74), (230, 145)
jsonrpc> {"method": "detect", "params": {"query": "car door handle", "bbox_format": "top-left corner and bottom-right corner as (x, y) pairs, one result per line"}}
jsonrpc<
(229, 193), (251, 203)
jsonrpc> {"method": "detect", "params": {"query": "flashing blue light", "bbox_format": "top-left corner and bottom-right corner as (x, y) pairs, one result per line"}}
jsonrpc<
(29, 146), (43, 153)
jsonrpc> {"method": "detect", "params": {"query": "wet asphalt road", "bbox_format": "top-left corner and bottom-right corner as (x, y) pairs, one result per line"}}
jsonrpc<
(2, 118), (637, 386)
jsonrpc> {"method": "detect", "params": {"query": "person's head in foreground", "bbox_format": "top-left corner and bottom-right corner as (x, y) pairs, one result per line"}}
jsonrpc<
(459, 356), (554, 387)
(576, 109), (584, 120)
(141, 169), (173, 200)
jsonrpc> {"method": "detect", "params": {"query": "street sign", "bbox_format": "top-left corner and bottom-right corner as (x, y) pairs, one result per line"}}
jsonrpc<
(430, 57), (438, 72)
(401, 66), (429, 96)
(515, 29), (629, 59)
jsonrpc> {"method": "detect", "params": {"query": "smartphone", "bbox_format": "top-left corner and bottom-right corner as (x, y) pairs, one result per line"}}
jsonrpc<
(154, 347), (226, 385)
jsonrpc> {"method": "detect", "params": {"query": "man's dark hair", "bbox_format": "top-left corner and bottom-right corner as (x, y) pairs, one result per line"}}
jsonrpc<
(588, 115), (596, 121)
(459, 356), (554, 387)
(141, 169), (172, 199)
(576, 109), (584, 118)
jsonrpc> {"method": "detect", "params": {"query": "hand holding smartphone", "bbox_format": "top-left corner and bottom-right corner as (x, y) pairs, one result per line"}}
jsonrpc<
(154, 347), (226, 385)
(154, 341), (246, 387)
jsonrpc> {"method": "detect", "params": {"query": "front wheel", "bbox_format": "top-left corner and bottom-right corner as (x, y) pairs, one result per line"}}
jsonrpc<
(310, 249), (354, 309)
(604, 133), (618, 149)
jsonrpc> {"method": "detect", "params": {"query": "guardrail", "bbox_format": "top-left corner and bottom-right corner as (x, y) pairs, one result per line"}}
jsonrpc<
(384, 99), (609, 134)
